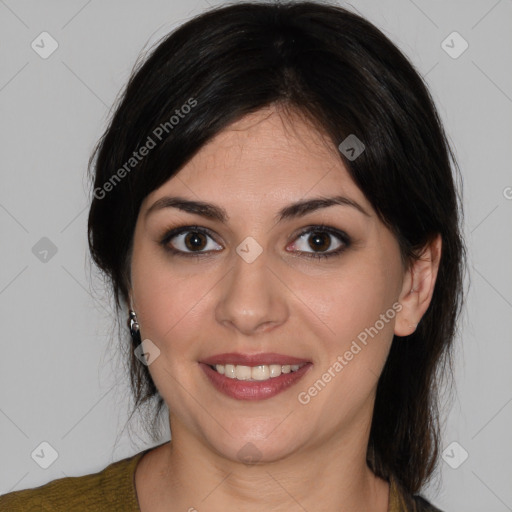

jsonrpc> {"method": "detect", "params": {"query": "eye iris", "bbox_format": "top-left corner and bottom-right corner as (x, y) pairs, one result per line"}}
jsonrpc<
(308, 231), (330, 252)
(185, 232), (206, 251)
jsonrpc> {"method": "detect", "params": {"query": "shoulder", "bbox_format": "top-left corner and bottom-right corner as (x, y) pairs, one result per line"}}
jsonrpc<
(389, 474), (446, 512)
(0, 449), (147, 512)
(412, 494), (445, 512)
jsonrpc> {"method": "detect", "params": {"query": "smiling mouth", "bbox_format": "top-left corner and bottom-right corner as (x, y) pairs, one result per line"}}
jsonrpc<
(209, 362), (308, 381)
(199, 360), (313, 401)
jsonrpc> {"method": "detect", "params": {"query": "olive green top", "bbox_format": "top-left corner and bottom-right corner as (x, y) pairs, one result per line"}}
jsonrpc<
(0, 442), (443, 511)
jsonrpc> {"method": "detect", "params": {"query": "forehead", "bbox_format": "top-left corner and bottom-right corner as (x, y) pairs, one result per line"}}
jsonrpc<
(143, 106), (370, 213)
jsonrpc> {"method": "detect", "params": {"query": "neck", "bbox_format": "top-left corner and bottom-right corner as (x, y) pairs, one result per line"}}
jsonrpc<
(137, 418), (390, 512)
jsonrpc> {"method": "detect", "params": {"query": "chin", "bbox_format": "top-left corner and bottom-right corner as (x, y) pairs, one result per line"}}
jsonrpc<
(203, 422), (307, 465)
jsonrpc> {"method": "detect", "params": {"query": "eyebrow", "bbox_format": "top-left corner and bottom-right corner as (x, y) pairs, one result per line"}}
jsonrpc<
(145, 194), (371, 223)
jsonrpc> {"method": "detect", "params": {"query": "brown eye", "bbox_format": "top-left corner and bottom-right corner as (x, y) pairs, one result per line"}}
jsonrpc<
(161, 225), (222, 256)
(183, 231), (208, 251)
(307, 231), (332, 252)
(289, 226), (351, 260)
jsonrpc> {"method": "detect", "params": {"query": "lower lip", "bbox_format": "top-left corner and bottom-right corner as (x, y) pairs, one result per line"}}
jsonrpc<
(199, 363), (312, 401)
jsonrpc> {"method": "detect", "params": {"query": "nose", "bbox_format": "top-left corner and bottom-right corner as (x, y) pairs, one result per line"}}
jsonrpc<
(215, 245), (289, 336)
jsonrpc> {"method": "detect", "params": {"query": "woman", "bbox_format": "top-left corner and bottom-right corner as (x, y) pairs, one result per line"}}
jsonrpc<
(0, 1), (467, 510)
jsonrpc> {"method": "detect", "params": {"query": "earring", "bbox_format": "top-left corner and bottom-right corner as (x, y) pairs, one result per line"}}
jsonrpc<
(128, 309), (141, 344)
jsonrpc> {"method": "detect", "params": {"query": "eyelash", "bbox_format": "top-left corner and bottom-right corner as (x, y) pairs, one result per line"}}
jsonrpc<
(159, 224), (351, 260)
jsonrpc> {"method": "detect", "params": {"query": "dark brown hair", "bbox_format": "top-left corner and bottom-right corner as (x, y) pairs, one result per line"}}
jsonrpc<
(87, 0), (468, 494)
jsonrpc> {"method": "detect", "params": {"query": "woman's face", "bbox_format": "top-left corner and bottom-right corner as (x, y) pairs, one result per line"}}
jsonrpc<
(129, 106), (412, 463)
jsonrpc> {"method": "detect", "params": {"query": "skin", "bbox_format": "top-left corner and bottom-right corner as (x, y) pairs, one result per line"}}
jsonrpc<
(129, 104), (442, 512)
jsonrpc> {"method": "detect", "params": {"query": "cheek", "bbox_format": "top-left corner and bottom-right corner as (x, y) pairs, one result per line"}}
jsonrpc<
(301, 265), (392, 342)
(131, 249), (223, 368)
(299, 263), (397, 393)
(135, 273), (207, 349)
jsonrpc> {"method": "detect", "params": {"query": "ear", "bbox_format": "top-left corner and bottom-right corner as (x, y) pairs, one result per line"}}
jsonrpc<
(127, 287), (136, 312)
(394, 233), (442, 337)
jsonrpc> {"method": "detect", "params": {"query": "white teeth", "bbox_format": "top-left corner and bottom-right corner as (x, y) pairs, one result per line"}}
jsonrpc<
(212, 363), (307, 381)
(269, 364), (281, 378)
(251, 365), (270, 381)
(235, 365), (252, 380)
(224, 364), (236, 379)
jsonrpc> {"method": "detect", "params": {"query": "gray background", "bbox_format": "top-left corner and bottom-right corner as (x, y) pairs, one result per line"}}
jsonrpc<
(1, 0), (511, 510)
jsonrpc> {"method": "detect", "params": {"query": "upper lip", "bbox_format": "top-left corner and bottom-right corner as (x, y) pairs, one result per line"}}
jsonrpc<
(200, 352), (311, 366)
